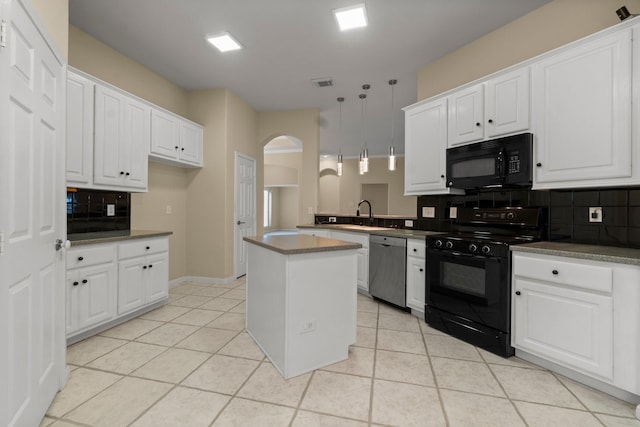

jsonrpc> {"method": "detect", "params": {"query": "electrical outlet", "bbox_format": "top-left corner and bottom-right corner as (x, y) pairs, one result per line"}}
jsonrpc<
(422, 207), (436, 218)
(301, 320), (315, 333)
(329, 217), (337, 223)
(449, 207), (458, 219)
(404, 220), (414, 228)
(106, 204), (115, 217)
(589, 207), (603, 223)
(166, 205), (172, 215)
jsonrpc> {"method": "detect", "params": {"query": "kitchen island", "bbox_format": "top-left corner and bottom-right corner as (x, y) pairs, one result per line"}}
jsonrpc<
(243, 234), (361, 379)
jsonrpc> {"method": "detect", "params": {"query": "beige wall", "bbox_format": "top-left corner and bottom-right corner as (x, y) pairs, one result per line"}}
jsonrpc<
(30, 0), (69, 59)
(319, 157), (416, 217)
(279, 187), (299, 229)
(259, 110), (319, 225)
(418, 0), (640, 99)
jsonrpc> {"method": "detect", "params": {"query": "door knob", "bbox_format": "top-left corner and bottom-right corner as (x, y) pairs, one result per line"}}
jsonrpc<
(55, 239), (70, 251)
(237, 221), (246, 225)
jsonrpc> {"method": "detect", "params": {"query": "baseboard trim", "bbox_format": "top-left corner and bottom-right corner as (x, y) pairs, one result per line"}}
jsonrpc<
(169, 275), (237, 288)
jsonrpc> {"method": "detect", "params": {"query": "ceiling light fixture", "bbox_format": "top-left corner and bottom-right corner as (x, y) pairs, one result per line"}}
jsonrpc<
(337, 97), (345, 177)
(333, 3), (368, 31)
(206, 32), (243, 52)
(359, 84), (370, 174)
(388, 79), (397, 171)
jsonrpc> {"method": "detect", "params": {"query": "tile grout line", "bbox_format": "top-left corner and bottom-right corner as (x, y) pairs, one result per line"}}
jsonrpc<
(367, 300), (380, 426)
(420, 325), (451, 426)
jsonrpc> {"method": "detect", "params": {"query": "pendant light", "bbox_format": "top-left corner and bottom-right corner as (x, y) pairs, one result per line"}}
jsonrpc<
(336, 97), (344, 177)
(360, 84), (370, 174)
(388, 79), (398, 171)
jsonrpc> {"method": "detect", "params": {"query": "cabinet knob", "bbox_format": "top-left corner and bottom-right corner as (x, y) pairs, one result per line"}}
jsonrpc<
(82, 279), (88, 284)
(488, 119), (493, 124)
(120, 171), (125, 175)
(174, 146), (179, 149)
(515, 291), (521, 296)
(149, 264), (153, 268)
(552, 269), (558, 275)
(73, 281), (79, 286)
(475, 122), (481, 127)
(440, 174), (445, 179)
(413, 248), (417, 252)
(125, 172), (130, 176)
(181, 147), (185, 151)
(536, 163), (542, 167)
(146, 246), (150, 250)
(419, 268), (423, 272)
(143, 265), (147, 269)
(78, 256), (84, 261)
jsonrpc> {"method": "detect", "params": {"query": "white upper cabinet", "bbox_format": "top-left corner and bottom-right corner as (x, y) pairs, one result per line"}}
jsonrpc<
(486, 68), (530, 138)
(94, 85), (149, 191)
(66, 72), (94, 185)
(404, 98), (463, 195)
(447, 68), (530, 147)
(532, 28), (635, 189)
(447, 84), (484, 146)
(150, 108), (203, 167)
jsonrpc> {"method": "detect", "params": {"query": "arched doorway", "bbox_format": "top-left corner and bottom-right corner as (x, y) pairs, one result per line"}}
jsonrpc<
(263, 135), (303, 232)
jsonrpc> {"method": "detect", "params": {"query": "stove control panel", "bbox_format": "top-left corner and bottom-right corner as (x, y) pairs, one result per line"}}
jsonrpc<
(428, 237), (508, 258)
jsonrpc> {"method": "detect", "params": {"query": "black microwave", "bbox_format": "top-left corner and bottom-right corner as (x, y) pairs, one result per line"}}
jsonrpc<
(446, 133), (533, 189)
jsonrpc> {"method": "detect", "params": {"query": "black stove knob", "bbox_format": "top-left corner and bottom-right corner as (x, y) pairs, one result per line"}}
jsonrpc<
(469, 243), (478, 252)
(434, 239), (443, 248)
(445, 241), (454, 249)
(506, 212), (516, 220)
(481, 245), (491, 254)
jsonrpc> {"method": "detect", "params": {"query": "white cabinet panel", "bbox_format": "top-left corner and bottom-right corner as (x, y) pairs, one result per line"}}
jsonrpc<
(66, 72), (94, 185)
(150, 109), (180, 159)
(404, 98), (461, 195)
(150, 108), (203, 167)
(117, 258), (145, 315)
(448, 84), (484, 146)
(406, 255), (425, 312)
(67, 262), (117, 335)
(532, 29), (633, 188)
(486, 68), (530, 138)
(179, 121), (203, 165)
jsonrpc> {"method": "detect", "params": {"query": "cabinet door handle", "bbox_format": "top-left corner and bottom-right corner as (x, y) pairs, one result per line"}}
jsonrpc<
(148, 264), (153, 268)
(413, 248), (417, 252)
(82, 279), (88, 284)
(125, 172), (130, 176)
(419, 268), (423, 272)
(181, 147), (185, 151)
(536, 163), (542, 167)
(73, 281), (79, 286)
(475, 122), (481, 127)
(120, 171), (125, 175)
(78, 256), (84, 261)
(515, 291), (521, 296)
(440, 174), (445, 179)
(174, 146), (179, 149)
(143, 265), (147, 269)
(146, 246), (150, 250)
(552, 269), (558, 275)
(488, 119), (493, 124)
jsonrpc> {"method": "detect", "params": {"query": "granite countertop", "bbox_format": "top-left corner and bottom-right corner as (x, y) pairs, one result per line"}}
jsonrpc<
(244, 234), (362, 255)
(68, 230), (173, 246)
(297, 224), (443, 239)
(512, 241), (640, 266)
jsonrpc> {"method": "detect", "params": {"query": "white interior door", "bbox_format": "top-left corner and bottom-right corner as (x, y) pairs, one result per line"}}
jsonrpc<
(234, 153), (256, 278)
(0, 0), (67, 425)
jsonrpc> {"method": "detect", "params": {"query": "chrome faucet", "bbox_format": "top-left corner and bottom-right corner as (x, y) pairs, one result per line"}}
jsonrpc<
(356, 199), (373, 224)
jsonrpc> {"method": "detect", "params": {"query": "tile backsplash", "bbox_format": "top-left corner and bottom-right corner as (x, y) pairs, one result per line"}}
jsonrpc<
(417, 187), (640, 248)
(67, 189), (130, 234)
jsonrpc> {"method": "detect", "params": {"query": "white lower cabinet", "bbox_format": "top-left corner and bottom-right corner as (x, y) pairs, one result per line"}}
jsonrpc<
(329, 231), (369, 293)
(406, 239), (426, 312)
(118, 238), (169, 315)
(512, 251), (640, 396)
(66, 244), (117, 336)
(297, 228), (330, 238)
(66, 236), (169, 341)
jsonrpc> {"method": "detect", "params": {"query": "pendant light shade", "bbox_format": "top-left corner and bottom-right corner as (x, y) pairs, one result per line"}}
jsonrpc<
(359, 85), (370, 174)
(336, 97), (344, 177)
(388, 79), (398, 171)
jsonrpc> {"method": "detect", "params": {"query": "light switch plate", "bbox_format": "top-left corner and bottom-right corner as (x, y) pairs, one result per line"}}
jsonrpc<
(589, 207), (603, 223)
(405, 220), (414, 228)
(449, 207), (458, 219)
(422, 207), (436, 218)
(106, 204), (115, 217)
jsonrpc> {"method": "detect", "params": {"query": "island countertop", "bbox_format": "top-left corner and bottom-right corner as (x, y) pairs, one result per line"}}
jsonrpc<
(512, 241), (640, 266)
(244, 234), (361, 255)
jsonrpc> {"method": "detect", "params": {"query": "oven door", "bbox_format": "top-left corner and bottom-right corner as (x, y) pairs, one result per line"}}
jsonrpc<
(426, 248), (510, 332)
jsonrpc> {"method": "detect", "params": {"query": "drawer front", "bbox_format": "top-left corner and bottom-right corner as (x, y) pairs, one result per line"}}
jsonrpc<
(330, 231), (369, 248)
(513, 253), (612, 293)
(67, 243), (116, 270)
(407, 239), (426, 259)
(119, 237), (169, 260)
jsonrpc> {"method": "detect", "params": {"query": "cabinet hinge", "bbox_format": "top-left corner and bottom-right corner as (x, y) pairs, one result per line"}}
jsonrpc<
(0, 20), (6, 48)
(0, 232), (5, 255)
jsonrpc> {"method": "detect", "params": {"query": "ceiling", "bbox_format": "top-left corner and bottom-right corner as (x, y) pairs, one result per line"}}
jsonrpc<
(69, 0), (550, 159)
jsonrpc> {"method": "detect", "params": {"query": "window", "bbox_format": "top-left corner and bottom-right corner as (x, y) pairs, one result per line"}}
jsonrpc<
(264, 189), (272, 228)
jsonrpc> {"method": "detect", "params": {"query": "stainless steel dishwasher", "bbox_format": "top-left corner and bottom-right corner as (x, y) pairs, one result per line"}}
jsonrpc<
(369, 234), (407, 307)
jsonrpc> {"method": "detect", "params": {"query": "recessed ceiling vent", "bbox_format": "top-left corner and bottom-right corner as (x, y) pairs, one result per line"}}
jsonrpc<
(312, 77), (334, 88)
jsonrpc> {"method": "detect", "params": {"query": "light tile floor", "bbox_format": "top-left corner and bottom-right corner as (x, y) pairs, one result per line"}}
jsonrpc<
(42, 278), (640, 427)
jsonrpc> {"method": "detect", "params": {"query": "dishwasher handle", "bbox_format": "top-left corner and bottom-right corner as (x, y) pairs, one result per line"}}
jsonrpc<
(370, 234), (407, 247)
